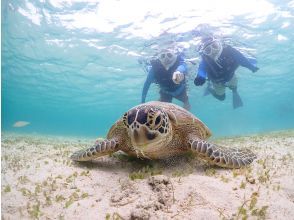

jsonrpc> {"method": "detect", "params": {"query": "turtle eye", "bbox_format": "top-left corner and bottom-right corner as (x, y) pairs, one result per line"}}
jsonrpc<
(146, 108), (164, 130)
(153, 115), (162, 130)
(155, 115), (161, 126)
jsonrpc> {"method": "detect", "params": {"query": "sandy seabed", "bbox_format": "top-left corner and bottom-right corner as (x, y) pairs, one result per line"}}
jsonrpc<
(1, 130), (294, 220)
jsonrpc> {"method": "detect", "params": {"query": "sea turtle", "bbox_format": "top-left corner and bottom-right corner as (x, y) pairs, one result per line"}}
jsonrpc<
(71, 101), (256, 168)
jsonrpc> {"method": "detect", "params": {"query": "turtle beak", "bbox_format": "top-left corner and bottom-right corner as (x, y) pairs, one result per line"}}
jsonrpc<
(130, 126), (158, 147)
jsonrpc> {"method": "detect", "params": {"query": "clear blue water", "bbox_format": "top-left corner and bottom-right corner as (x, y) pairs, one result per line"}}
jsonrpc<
(2, 0), (294, 138)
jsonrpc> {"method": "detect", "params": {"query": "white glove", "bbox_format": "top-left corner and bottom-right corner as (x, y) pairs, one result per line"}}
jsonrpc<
(172, 71), (185, 84)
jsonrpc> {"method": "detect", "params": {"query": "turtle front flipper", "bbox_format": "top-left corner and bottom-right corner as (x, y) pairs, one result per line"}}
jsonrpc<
(70, 139), (119, 162)
(188, 138), (256, 168)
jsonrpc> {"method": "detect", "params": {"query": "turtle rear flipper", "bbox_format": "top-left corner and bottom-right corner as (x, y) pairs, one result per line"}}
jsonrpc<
(189, 138), (256, 168)
(71, 139), (119, 162)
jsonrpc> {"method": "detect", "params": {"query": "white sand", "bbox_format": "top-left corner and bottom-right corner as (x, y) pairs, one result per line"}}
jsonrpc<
(1, 130), (294, 219)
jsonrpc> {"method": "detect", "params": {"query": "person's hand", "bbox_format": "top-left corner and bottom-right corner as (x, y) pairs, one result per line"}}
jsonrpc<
(252, 66), (259, 73)
(172, 71), (185, 84)
(194, 75), (206, 86)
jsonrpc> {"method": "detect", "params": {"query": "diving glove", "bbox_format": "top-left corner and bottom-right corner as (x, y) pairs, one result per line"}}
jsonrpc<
(251, 66), (259, 73)
(194, 75), (206, 86)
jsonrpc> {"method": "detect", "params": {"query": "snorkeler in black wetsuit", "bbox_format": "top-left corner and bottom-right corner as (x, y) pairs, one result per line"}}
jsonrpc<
(141, 48), (191, 110)
(194, 37), (259, 108)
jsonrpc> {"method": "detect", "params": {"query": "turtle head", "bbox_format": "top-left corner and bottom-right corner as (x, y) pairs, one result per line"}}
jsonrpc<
(122, 105), (173, 149)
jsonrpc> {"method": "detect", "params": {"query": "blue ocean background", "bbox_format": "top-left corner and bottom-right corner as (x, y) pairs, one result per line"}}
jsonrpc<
(2, 0), (294, 138)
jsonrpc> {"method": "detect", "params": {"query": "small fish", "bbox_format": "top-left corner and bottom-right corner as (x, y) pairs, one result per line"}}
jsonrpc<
(13, 121), (30, 128)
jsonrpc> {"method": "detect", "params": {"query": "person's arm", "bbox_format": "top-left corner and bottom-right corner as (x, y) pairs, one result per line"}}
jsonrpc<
(176, 56), (188, 75)
(194, 59), (207, 86)
(197, 60), (207, 78)
(172, 56), (188, 84)
(230, 46), (259, 72)
(141, 69), (154, 103)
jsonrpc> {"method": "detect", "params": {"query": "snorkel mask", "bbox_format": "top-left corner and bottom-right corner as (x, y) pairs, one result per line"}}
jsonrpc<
(200, 38), (223, 61)
(158, 48), (177, 70)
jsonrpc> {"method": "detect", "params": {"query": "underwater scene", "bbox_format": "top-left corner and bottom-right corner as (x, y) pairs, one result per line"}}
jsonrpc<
(1, 0), (294, 219)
